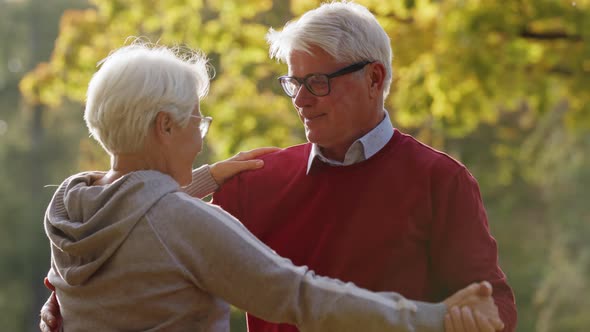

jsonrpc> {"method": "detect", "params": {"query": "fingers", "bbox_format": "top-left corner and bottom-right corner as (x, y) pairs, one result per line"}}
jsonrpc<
(490, 317), (505, 331)
(449, 306), (465, 332)
(40, 292), (58, 331)
(474, 310), (504, 332)
(475, 308), (505, 331)
(226, 160), (264, 171)
(209, 159), (261, 185)
(442, 281), (502, 332)
(444, 313), (455, 332)
(459, 282), (482, 298)
(460, 306), (478, 331)
(210, 147), (281, 185)
(40, 279), (58, 332)
(44, 277), (55, 292)
(447, 306), (500, 332)
(477, 281), (493, 297)
(39, 320), (50, 332)
(460, 281), (492, 299)
(444, 282), (480, 308)
(232, 147), (281, 161)
(444, 280), (496, 309)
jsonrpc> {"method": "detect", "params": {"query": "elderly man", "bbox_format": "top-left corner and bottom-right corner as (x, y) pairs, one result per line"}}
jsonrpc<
(211, 1), (516, 332)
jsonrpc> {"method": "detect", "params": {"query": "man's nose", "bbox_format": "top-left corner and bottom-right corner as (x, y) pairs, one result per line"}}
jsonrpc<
(293, 84), (316, 108)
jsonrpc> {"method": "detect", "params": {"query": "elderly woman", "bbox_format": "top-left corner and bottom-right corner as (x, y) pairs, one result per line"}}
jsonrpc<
(43, 43), (502, 332)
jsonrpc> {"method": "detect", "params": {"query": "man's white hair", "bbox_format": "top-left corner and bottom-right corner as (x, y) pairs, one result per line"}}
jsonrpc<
(84, 42), (211, 154)
(266, 1), (393, 97)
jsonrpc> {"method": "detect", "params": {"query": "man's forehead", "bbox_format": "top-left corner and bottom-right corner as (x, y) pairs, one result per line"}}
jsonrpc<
(287, 48), (340, 74)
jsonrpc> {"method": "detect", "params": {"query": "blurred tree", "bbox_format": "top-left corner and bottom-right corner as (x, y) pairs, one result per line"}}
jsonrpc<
(20, 0), (590, 158)
(0, 0), (90, 331)
(17, 0), (590, 331)
(524, 109), (590, 332)
(447, 101), (590, 331)
(19, 0), (301, 164)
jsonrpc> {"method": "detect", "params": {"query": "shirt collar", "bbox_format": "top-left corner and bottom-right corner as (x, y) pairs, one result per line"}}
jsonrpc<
(306, 110), (395, 174)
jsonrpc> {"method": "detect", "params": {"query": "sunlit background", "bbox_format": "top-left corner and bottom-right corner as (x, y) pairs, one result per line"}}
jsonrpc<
(1, 0), (589, 331)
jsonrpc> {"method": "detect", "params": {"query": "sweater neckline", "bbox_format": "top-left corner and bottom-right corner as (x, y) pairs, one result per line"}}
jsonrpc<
(306, 131), (402, 175)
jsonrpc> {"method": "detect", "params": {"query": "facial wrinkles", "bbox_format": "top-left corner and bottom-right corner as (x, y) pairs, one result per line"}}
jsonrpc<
(288, 48), (376, 161)
(288, 52), (338, 122)
(303, 78), (361, 151)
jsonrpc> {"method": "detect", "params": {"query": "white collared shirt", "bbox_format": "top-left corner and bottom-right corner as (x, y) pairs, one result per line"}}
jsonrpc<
(306, 110), (395, 174)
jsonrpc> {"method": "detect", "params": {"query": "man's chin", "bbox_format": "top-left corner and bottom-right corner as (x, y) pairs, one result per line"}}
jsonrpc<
(305, 130), (321, 145)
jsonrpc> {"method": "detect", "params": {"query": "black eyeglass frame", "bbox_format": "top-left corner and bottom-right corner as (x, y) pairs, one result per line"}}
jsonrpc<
(278, 60), (374, 98)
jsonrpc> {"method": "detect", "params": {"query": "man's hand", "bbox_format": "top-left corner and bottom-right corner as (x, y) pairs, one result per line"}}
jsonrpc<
(443, 281), (504, 332)
(210, 147), (280, 185)
(40, 278), (61, 332)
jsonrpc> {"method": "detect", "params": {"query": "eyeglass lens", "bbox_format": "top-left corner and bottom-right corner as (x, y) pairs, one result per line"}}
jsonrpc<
(279, 61), (372, 98)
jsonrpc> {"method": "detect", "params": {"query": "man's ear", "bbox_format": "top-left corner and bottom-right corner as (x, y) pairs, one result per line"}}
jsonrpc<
(153, 112), (173, 142)
(367, 62), (386, 98)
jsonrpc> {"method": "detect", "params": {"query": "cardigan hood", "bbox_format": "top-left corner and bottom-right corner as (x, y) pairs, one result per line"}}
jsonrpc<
(44, 170), (179, 286)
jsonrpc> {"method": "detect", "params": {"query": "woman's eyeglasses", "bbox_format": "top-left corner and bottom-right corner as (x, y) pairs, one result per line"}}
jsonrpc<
(190, 115), (213, 138)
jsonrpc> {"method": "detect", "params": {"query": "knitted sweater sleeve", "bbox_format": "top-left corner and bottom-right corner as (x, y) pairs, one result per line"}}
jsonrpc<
(430, 167), (517, 331)
(181, 165), (219, 198)
(151, 194), (447, 332)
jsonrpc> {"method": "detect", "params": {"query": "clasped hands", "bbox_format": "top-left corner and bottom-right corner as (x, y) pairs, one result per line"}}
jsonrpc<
(443, 281), (505, 332)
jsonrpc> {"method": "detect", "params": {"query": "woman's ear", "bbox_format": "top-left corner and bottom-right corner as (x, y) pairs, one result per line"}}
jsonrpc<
(153, 112), (173, 142)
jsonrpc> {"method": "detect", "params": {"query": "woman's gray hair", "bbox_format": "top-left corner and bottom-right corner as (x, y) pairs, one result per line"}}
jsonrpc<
(267, 1), (393, 97)
(84, 42), (211, 154)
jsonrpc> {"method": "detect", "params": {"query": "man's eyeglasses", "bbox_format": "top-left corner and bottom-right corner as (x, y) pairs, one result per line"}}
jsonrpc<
(278, 61), (374, 98)
(190, 115), (213, 139)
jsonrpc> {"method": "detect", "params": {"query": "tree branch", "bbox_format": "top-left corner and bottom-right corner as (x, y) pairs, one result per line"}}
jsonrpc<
(520, 29), (583, 42)
(383, 12), (414, 24)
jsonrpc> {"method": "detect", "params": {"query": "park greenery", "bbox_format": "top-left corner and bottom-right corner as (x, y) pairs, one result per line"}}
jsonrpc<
(1, 0), (589, 331)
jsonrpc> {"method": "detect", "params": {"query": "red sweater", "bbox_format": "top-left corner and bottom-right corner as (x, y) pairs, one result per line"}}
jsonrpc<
(213, 131), (517, 331)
